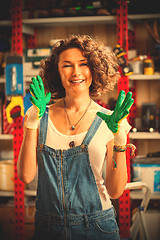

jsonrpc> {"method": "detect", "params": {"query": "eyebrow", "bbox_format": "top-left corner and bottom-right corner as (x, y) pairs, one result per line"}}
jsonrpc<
(62, 59), (87, 63)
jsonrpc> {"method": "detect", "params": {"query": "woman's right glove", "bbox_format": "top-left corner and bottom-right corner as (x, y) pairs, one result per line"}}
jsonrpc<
(25, 75), (51, 129)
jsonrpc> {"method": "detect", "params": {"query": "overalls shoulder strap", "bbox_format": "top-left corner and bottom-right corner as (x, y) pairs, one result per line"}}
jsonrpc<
(38, 106), (111, 146)
(38, 106), (49, 145)
(82, 107), (110, 146)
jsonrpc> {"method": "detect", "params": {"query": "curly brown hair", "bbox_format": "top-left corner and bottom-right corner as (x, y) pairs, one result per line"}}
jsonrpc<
(39, 35), (120, 99)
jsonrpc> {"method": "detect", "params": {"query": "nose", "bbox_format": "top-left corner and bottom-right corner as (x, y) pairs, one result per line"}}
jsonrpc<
(72, 64), (81, 76)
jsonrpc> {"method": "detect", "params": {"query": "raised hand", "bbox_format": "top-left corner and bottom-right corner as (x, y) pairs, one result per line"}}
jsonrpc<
(29, 75), (51, 118)
(97, 90), (134, 134)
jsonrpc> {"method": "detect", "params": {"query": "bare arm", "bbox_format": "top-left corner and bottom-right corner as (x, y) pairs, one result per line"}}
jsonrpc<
(97, 91), (134, 199)
(105, 140), (128, 199)
(17, 76), (51, 183)
(17, 116), (38, 184)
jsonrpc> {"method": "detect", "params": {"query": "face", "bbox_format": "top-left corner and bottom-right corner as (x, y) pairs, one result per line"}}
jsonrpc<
(58, 48), (92, 96)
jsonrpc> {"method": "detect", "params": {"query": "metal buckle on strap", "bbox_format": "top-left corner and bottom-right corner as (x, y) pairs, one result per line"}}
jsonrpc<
(83, 214), (89, 229)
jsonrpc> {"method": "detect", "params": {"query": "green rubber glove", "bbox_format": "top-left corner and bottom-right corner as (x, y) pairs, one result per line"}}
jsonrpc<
(25, 76), (51, 130)
(97, 90), (134, 134)
(29, 75), (51, 118)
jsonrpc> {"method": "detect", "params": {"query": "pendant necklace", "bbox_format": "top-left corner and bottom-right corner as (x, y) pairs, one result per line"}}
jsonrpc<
(63, 98), (92, 148)
(68, 125), (81, 148)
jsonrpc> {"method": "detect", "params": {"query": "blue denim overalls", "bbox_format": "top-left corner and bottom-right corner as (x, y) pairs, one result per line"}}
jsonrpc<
(32, 107), (120, 240)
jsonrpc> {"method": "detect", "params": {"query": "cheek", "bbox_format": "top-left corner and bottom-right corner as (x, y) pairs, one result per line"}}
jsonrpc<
(58, 66), (63, 79)
(58, 68), (67, 84)
(59, 69), (71, 89)
(86, 68), (92, 82)
(59, 67), (70, 80)
(59, 71), (65, 81)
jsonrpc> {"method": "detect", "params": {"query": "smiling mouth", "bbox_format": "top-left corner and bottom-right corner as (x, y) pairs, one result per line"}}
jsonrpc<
(70, 80), (84, 83)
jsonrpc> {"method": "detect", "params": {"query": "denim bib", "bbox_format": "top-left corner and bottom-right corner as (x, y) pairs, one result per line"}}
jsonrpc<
(36, 107), (104, 215)
(33, 107), (120, 240)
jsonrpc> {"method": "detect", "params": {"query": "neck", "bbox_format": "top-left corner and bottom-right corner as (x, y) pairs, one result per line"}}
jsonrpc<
(64, 94), (91, 113)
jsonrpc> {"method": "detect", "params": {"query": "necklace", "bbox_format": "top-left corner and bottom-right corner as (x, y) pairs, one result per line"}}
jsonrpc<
(63, 98), (92, 148)
(68, 124), (81, 148)
(63, 98), (92, 131)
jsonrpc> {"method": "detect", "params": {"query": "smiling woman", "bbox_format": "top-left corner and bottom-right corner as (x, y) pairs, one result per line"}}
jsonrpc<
(17, 35), (134, 240)
(58, 48), (92, 97)
(40, 35), (120, 99)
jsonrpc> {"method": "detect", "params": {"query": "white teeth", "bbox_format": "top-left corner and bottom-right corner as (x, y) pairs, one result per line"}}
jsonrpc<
(71, 80), (84, 83)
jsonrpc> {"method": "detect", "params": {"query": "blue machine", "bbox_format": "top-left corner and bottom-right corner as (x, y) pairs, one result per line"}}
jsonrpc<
(5, 56), (23, 96)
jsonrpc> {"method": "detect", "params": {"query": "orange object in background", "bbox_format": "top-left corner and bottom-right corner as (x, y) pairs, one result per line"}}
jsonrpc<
(144, 55), (154, 75)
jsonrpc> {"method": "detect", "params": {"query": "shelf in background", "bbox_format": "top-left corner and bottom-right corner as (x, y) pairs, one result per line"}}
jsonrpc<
(0, 76), (36, 84)
(133, 156), (160, 164)
(0, 134), (13, 140)
(0, 190), (36, 197)
(3, 74), (160, 83)
(129, 132), (160, 139)
(0, 20), (11, 26)
(23, 15), (116, 26)
(25, 189), (36, 196)
(129, 74), (160, 80)
(0, 191), (14, 197)
(1, 13), (160, 28)
(0, 76), (5, 83)
(128, 13), (160, 21)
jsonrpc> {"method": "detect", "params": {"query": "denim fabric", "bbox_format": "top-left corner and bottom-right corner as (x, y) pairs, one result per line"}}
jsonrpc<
(32, 107), (120, 240)
(32, 207), (120, 240)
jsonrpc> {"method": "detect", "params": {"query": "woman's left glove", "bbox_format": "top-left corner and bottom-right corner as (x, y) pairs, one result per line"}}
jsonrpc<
(25, 75), (51, 129)
(97, 90), (134, 146)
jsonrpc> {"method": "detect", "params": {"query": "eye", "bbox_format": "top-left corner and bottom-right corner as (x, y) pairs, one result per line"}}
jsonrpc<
(63, 64), (72, 68)
(80, 62), (88, 66)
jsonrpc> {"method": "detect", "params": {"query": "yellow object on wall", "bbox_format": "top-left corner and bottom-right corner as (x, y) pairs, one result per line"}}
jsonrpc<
(144, 58), (154, 75)
(6, 96), (24, 123)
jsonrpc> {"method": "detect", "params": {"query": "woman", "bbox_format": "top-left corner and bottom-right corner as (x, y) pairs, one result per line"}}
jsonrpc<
(18, 35), (134, 240)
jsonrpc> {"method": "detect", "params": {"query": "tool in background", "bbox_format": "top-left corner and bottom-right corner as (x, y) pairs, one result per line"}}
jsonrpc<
(113, 44), (133, 76)
(6, 96), (24, 124)
(141, 103), (156, 132)
(144, 55), (154, 75)
(24, 47), (51, 70)
(145, 20), (160, 44)
(5, 56), (23, 96)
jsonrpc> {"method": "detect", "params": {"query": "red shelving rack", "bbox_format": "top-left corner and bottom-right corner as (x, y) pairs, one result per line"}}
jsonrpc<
(9, 0), (137, 239)
(11, 1), (24, 239)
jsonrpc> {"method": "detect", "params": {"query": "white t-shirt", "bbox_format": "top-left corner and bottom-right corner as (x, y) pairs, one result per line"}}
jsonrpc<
(26, 105), (131, 210)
